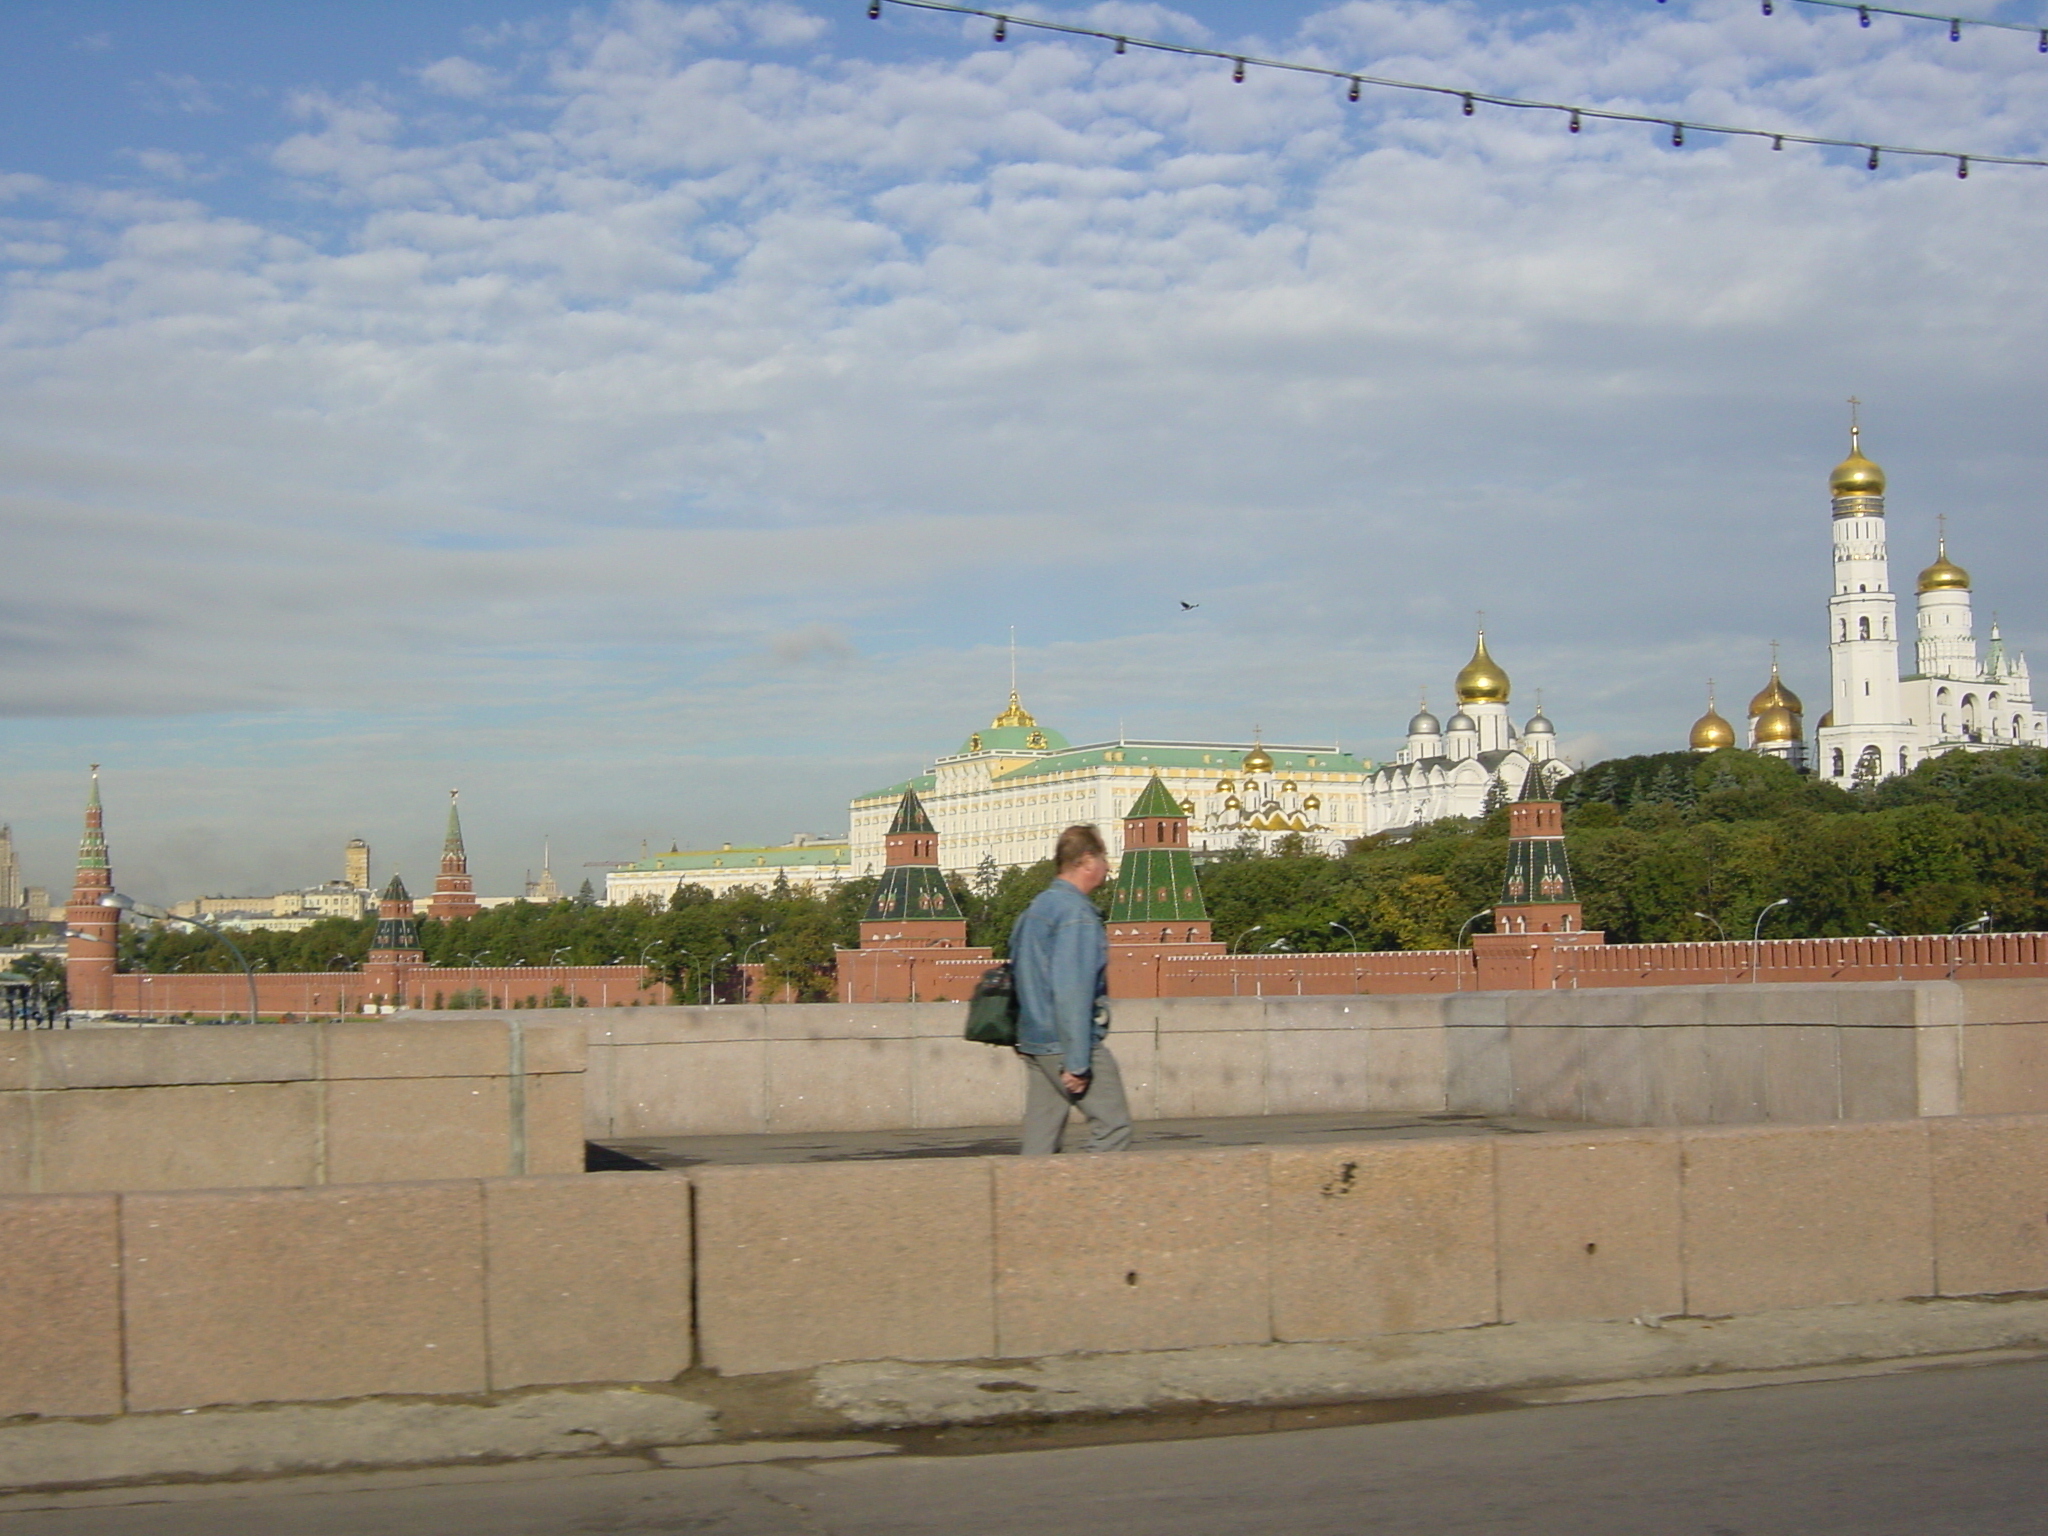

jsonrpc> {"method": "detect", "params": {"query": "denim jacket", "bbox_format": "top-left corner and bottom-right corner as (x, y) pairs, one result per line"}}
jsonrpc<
(1009, 876), (1108, 1076)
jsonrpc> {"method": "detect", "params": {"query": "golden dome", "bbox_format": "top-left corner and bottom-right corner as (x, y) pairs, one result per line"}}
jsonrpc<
(1242, 744), (1274, 773)
(1748, 662), (1802, 718)
(992, 690), (1037, 729)
(1817, 708), (1834, 729)
(1830, 426), (1886, 499)
(1454, 630), (1510, 704)
(1755, 703), (1802, 744)
(1689, 690), (1736, 751)
(1917, 537), (1970, 593)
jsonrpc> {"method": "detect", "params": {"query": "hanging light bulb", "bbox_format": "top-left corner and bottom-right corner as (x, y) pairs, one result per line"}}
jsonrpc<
(1867, 145), (1880, 169)
(1772, 134), (1784, 150)
(1232, 57), (1245, 83)
(1672, 122), (1684, 147)
(1568, 109), (1580, 133)
(1114, 36), (1125, 54)
(1858, 4), (1870, 24)
(2039, 28), (2047, 51)
(1761, 0), (1772, 12)
(1348, 77), (1360, 101)
(993, 15), (1006, 41)
(1950, 18), (1960, 40)
(1956, 155), (1969, 179)
(1462, 92), (1474, 115)
(866, 0), (880, 16)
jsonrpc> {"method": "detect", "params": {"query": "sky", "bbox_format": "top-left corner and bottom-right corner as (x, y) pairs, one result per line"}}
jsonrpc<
(1, 0), (2045, 904)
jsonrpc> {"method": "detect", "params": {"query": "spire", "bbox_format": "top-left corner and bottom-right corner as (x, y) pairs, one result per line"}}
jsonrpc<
(76, 764), (108, 874)
(444, 789), (466, 856)
(1125, 774), (1185, 821)
(427, 788), (482, 922)
(887, 787), (936, 836)
(372, 872), (423, 958)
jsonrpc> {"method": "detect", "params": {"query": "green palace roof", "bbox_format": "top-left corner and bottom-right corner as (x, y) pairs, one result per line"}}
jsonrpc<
(617, 844), (851, 874)
(994, 743), (1371, 783)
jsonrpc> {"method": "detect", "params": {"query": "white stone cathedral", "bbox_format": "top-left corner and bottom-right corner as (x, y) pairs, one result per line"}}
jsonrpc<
(1695, 427), (2047, 783)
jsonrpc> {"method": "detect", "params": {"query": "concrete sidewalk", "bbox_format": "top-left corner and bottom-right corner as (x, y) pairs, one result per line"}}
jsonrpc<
(594, 1109), (1594, 1169)
(7, 1295), (2048, 1501)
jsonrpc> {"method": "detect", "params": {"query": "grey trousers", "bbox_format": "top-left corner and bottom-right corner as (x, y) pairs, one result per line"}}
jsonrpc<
(1019, 1044), (1133, 1156)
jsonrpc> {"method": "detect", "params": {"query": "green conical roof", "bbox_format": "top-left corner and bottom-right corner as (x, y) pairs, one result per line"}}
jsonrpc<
(1106, 846), (1208, 924)
(863, 864), (964, 924)
(444, 791), (466, 854)
(381, 873), (411, 903)
(888, 787), (936, 836)
(1123, 774), (1186, 821)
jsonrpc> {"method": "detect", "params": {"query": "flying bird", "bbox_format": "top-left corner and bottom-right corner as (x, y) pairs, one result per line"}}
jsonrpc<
(1179, 601), (1199, 610)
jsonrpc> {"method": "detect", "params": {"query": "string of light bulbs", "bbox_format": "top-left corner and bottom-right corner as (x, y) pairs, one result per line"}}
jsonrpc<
(865, 0), (2048, 176)
(1681, 0), (2048, 50)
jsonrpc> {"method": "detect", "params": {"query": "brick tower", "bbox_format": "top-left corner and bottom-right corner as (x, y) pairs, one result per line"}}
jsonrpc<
(426, 790), (481, 922)
(363, 873), (424, 1006)
(1106, 774), (1212, 944)
(64, 765), (117, 1012)
(1493, 766), (1583, 935)
(858, 788), (968, 948)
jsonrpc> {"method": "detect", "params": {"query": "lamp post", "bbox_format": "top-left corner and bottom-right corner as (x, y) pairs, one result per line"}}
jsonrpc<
(1326, 921), (1357, 951)
(1456, 908), (1493, 947)
(1867, 923), (1896, 937)
(1692, 911), (1727, 941)
(101, 893), (258, 1027)
(1952, 912), (1993, 935)
(1230, 925), (1264, 954)
(1752, 898), (1792, 943)
(739, 936), (770, 1003)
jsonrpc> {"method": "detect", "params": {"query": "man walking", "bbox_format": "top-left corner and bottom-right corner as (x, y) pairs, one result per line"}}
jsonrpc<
(1008, 824), (1133, 1155)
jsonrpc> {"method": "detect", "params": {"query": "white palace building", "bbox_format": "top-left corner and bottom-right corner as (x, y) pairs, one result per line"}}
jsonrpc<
(848, 635), (1568, 878)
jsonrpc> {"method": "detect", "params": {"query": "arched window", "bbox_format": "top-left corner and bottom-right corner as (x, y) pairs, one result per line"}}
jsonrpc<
(1900, 748), (1910, 774)
(1859, 616), (1871, 639)
(1832, 748), (1845, 776)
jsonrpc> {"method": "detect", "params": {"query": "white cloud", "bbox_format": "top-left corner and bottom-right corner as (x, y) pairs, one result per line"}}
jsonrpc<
(0, 0), (2044, 893)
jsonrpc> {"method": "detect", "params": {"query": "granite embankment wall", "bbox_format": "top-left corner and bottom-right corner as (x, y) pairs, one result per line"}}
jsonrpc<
(0, 1020), (584, 1194)
(533, 978), (2048, 1139)
(8, 1113), (2048, 1416)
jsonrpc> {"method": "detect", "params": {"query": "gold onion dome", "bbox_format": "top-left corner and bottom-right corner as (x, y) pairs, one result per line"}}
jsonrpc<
(1241, 743), (1274, 773)
(1830, 428), (1886, 499)
(1755, 703), (1803, 744)
(1690, 695), (1736, 751)
(1748, 663), (1802, 719)
(1918, 538), (1971, 593)
(1454, 630), (1510, 704)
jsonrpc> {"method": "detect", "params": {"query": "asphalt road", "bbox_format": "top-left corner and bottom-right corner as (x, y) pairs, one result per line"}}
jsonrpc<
(8, 1358), (2047, 1535)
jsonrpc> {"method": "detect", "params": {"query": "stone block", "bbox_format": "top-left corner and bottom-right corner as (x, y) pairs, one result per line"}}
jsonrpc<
(1108, 1029), (1157, 1122)
(1910, 984), (1964, 1030)
(763, 1003), (909, 1041)
(1762, 1027), (1840, 1123)
(1264, 1029), (1376, 1116)
(0, 1194), (123, 1416)
(1445, 1019), (1510, 1115)
(517, 1022), (587, 1075)
(33, 1024), (319, 1089)
(1153, 1031), (1266, 1119)
(1509, 1027), (1583, 1122)
(1497, 1132), (1682, 1324)
(523, 1071), (588, 1175)
(325, 1077), (513, 1184)
(765, 1038), (915, 1132)
(583, 1007), (764, 1048)
(1916, 1023), (1962, 1117)
(1629, 989), (1711, 1028)
(0, 1035), (33, 1092)
(1580, 1026), (1648, 1127)
(907, 1000), (978, 1039)
(609, 1040), (767, 1137)
(1959, 979), (2048, 1027)
(1959, 1024), (2048, 1116)
(1365, 1022), (1448, 1113)
(0, 1093), (29, 1193)
(1831, 986), (1921, 1027)
(1154, 997), (1270, 1033)
(1265, 999), (1371, 1033)
(1704, 986), (1838, 1028)
(484, 1173), (692, 1389)
(581, 1037), (617, 1139)
(1839, 1028), (1918, 1120)
(1930, 1116), (2048, 1296)
(994, 1148), (1270, 1358)
(913, 1036), (1024, 1128)
(1681, 1121), (1933, 1316)
(1643, 1025), (1711, 1126)
(123, 1181), (489, 1410)
(1442, 993), (1509, 1031)
(695, 1159), (994, 1374)
(324, 1019), (510, 1081)
(1269, 1139), (1495, 1340)
(38, 1083), (319, 1193)
(1704, 1026), (1769, 1123)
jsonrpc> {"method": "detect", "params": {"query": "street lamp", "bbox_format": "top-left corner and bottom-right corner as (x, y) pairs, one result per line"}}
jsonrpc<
(1692, 911), (1727, 941)
(1326, 921), (1357, 951)
(1753, 898), (1792, 943)
(100, 893), (258, 1027)
(1953, 912), (1993, 935)
(1230, 925), (1265, 954)
(1456, 908), (1493, 947)
(1867, 923), (1896, 938)
(738, 936), (771, 1004)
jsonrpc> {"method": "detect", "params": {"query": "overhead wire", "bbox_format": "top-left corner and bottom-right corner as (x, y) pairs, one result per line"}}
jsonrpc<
(866, 0), (2047, 175)
(1726, 0), (2048, 50)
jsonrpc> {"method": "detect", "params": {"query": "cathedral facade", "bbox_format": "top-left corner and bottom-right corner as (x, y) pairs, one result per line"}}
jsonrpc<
(848, 634), (1569, 877)
(1691, 428), (2046, 782)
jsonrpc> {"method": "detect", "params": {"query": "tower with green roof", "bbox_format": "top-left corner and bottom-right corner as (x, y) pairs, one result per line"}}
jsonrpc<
(1494, 765), (1584, 935)
(1106, 774), (1212, 945)
(858, 787), (969, 948)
